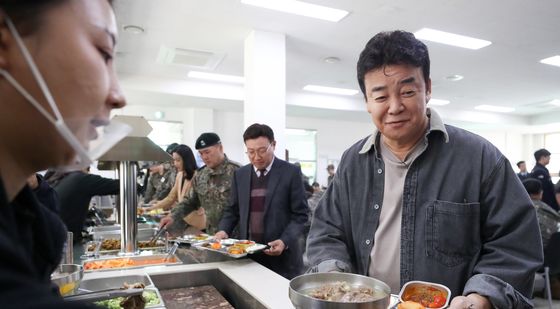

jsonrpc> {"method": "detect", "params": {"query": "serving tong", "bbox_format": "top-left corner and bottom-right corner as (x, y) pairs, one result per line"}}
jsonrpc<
(64, 287), (144, 302)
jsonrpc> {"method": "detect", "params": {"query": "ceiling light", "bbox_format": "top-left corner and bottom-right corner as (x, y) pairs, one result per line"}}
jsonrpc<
(445, 74), (464, 81)
(428, 99), (451, 106)
(414, 28), (491, 50)
(540, 55), (560, 67)
(474, 105), (515, 113)
(549, 99), (560, 106)
(323, 56), (341, 64)
(241, 0), (349, 22)
(123, 25), (144, 34)
(188, 71), (245, 84)
(303, 85), (359, 96)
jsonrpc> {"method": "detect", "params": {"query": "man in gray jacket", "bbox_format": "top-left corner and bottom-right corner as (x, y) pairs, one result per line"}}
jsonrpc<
(306, 30), (542, 309)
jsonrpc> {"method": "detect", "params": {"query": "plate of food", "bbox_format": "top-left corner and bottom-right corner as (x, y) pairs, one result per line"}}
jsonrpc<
(173, 233), (214, 245)
(197, 239), (268, 258)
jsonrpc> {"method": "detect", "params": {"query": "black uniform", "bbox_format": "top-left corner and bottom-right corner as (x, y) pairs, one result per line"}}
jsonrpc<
(0, 178), (94, 308)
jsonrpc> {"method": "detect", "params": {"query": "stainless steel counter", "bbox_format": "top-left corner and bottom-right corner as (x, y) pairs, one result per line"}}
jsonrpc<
(79, 245), (295, 309)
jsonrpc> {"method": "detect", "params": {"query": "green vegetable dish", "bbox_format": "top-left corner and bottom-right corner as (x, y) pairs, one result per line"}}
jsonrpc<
(95, 290), (160, 309)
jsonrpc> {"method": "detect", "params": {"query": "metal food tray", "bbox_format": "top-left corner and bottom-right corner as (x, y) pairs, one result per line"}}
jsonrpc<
(85, 241), (166, 255)
(91, 288), (164, 309)
(82, 254), (182, 272)
(195, 240), (268, 259)
(80, 274), (154, 291)
(172, 233), (214, 246)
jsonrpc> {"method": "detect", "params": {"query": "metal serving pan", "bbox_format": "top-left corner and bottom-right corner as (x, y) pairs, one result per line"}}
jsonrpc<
(289, 272), (390, 309)
(82, 254), (182, 272)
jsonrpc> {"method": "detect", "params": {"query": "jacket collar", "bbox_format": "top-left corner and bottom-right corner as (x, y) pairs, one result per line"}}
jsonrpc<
(359, 107), (449, 155)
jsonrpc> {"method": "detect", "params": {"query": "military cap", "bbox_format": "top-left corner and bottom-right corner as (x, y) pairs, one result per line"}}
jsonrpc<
(196, 132), (221, 150)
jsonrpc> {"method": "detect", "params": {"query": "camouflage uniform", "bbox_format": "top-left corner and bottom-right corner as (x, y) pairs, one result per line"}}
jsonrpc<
(143, 165), (175, 203)
(170, 155), (240, 234)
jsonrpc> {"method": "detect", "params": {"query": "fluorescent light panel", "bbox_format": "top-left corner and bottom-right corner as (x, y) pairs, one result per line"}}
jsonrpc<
(241, 0), (349, 22)
(414, 28), (491, 50)
(428, 99), (450, 106)
(188, 71), (244, 84)
(540, 55), (560, 67)
(549, 99), (560, 107)
(303, 85), (359, 96)
(474, 105), (515, 113)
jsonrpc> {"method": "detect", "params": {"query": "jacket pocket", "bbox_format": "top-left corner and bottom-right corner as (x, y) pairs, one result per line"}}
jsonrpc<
(426, 200), (481, 267)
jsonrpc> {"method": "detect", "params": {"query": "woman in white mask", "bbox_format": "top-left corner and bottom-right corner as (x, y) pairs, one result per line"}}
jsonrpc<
(0, 0), (125, 307)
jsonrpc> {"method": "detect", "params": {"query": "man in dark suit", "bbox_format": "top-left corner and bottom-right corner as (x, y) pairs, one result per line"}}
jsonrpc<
(531, 148), (559, 211)
(516, 160), (530, 181)
(215, 123), (309, 279)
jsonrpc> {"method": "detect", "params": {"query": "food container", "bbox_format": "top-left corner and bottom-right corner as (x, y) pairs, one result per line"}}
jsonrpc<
(289, 272), (390, 309)
(398, 281), (451, 309)
(92, 288), (163, 309)
(82, 254), (182, 272)
(51, 264), (84, 296)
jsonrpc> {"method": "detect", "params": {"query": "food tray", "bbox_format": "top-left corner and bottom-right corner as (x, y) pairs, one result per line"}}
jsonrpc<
(172, 233), (214, 246)
(83, 254), (182, 272)
(93, 288), (164, 309)
(86, 240), (165, 255)
(195, 239), (268, 258)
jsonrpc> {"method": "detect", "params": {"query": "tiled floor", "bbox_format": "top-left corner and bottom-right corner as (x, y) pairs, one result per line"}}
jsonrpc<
(533, 297), (560, 309)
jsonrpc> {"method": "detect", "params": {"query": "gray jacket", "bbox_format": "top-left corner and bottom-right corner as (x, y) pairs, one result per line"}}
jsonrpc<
(307, 110), (542, 308)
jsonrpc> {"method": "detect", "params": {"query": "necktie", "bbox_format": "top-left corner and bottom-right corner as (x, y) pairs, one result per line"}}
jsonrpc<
(258, 169), (266, 178)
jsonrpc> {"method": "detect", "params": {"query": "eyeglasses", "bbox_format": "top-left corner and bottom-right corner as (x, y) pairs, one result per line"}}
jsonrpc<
(245, 143), (272, 158)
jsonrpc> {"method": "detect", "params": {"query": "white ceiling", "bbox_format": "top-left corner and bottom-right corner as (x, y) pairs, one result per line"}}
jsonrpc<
(112, 0), (560, 129)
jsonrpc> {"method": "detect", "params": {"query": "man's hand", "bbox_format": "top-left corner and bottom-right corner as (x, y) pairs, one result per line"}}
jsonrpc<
(449, 293), (491, 309)
(264, 239), (285, 256)
(214, 231), (228, 240)
(26, 174), (39, 190)
(159, 215), (173, 229)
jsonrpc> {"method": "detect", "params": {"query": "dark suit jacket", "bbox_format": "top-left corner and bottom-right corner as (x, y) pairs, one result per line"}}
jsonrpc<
(219, 157), (309, 278)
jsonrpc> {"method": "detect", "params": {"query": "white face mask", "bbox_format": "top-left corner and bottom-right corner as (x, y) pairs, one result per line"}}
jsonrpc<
(0, 16), (130, 171)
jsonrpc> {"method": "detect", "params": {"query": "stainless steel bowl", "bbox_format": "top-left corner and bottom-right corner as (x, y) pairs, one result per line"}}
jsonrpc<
(51, 264), (83, 296)
(289, 273), (390, 309)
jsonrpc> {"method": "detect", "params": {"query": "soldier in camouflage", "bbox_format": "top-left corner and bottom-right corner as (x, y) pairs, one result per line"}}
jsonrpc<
(143, 162), (174, 204)
(160, 133), (240, 234)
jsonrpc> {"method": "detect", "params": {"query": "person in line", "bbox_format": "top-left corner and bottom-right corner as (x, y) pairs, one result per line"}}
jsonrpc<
(516, 160), (529, 181)
(326, 163), (335, 186)
(523, 178), (560, 298)
(143, 144), (197, 213)
(215, 124), (309, 279)
(45, 167), (119, 241)
(307, 181), (324, 215)
(306, 30), (542, 309)
(27, 173), (60, 213)
(143, 161), (173, 204)
(159, 132), (240, 234)
(0, 0), (125, 307)
(531, 148), (559, 211)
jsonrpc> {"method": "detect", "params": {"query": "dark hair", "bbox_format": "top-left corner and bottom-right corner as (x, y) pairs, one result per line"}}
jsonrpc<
(166, 143), (179, 154)
(357, 30), (430, 100)
(1, 0), (113, 35)
(523, 178), (543, 195)
(516, 161), (525, 168)
(173, 144), (197, 181)
(243, 123), (275, 143)
(534, 148), (551, 162)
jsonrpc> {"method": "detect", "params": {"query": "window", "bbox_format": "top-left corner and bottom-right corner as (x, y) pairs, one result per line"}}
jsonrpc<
(148, 120), (183, 150)
(286, 128), (317, 184)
